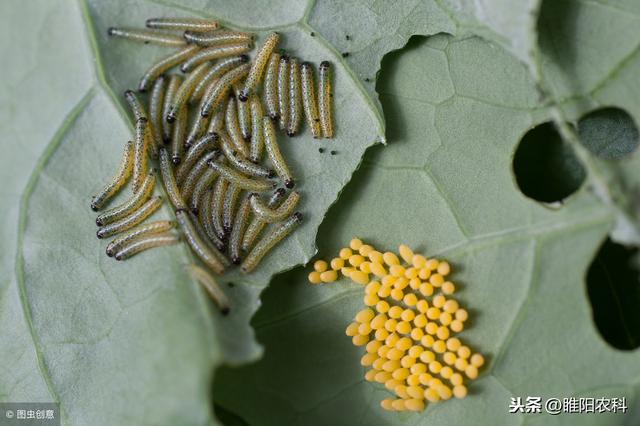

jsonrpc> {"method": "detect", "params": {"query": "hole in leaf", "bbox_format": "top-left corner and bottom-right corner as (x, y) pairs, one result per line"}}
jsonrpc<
(513, 122), (586, 203)
(587, 238), (640, 350)
(578, 107), (639, 160)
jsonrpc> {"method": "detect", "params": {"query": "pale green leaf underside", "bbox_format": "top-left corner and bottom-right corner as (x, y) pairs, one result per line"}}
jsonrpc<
(3, 0), (640, 425)
(214, 21), (640, 426)
(0, 0), (383, 425)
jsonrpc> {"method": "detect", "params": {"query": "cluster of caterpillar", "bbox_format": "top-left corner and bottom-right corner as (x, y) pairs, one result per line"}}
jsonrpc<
(309, 239), (485, 412)
(91, 17), (336, 313)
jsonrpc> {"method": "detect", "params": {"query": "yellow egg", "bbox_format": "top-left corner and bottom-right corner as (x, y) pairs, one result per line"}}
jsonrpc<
(416, 300), (429, 313)
(381, 275), (397, 287)
(436, 326), (450, 341)
(382, 360), (400, 372)
(437, 261), (451, 276)
(341, 267), (354, 277)
(387, 348), (404, 361)
(365, 280), (381, 295)
(453, 385), (467, 399)
(377, 286), (392, 298)
(443, 352), (457, 365)
(320, 270), (338, 283)
(351, 270), (370, 285)
(419, 283), (434, 297)
(429, 361), (442, 374)
(368, 250), (383, 263)
(458, 346), (471, 359)
(470, 353), (485, 368)
(390, 288), (404, 301)
(424, 387), (440, 402)
(393, 277), (409, 290)
(426, 307), (441, 320)
(403, 293), (418, 306)
(408, 345), (424, 359)
(465, 365), (479, 380)
(441, 281), (455, 295)
(439, 312), (452, 326)
(385, 379), (401, 391)
(313, 260), (328, 272)
(375, 371), (391, 383)
(349, 238), (363, 250)
(366, 340), (382, 354)
(399, 309), (415, 322)
(410, 328), (424, 341)
(365, 369), (377, 382)
(359, 261), (372, 273)
(433, 340), (447, 354)
(394, 384), (409, 399)
(411, 363), (427, 375)
(450, 373), (463, 386)
(407, 388), (425, 403)
(418, 267), (431, 280)
(446, 337), (461, 351)
(345, 322), (359, 336)
(371, 313), (387, 330)
(437, 385), (453, 400)
(405, 267), (419, 279)
(454, 358), (468, 372)
(308, 271), (322, 284)
(352, 334), (369, 346)
(440, 366), (453, 379)
(419, 373), (433, 386)
(421, 335), (435, 348)
(413, 314), (428, 328)
(409, 277), (421, 289)
(412, 254), (427, 269)
(383, 251), (400, 266)
(380, 398), (394, 411)
(356, 308), (375, 323)
(330, 257), (344, 270)
(377, 344), (390, 358)
(396, 321), (411, 335)
(388, 306), (403, 319)
(443, 299), (459, 313)
(375, 300), (389, 313)
(419, 351), (435, 364)
(384, 319), (398, 333)
(392, 368), (410, 381)
(363, 293), (379, 307)
(425, 259), (439, 270)
(401, 355), (416, 368)
(432, 294), (446, 308)
(389, 264), (406, 277)
(370, 262), (387, 277)
(339, 247), (353, 259)
(398, 244), (414, 264)
(375, 329), (389, 341)
(391, 398), (406, 411)
(360, 352), (377, 366)
(407, 373), (421, 387)
(358, 323), (372, 335)
(348, 254), (365, 267)
(359, 244), (374, 256)
(455, 308), (469, 322)
(425, 322), (438, 335)
(396, 337), (412, 351)
(430, 273), (444, 287)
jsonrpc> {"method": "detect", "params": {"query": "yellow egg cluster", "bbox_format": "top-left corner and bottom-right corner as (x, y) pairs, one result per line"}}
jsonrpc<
(308, 239), (485, 412)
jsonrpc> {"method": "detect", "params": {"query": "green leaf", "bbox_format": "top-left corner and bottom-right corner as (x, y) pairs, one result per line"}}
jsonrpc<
(214, 26), (640, 426)
(1, 0), (382, 424)
(4, 0), (640, 425)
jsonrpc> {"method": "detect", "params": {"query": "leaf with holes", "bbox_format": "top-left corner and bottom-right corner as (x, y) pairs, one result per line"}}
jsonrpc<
(3, 0), (640, 425)
(214, 18), (640, 426)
